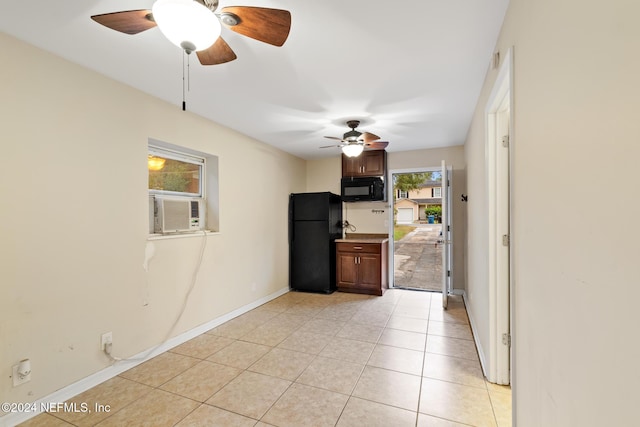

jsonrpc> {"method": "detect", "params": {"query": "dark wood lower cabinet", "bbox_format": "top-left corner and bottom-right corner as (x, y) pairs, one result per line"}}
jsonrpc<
(336, 241), (388, 296)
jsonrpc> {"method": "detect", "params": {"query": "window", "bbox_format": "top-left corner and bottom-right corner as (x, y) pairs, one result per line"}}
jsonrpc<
(398, 190), (408, 199)
(147, 141), (219, 235)
(432, 187), (442, 198)
(148, 146), (204, 197)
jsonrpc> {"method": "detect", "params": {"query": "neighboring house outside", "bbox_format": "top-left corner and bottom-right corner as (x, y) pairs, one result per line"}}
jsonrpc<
(395, 180), (442, 224)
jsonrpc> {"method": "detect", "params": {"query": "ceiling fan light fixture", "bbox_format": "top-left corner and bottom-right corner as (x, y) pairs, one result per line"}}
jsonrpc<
(152, 0), (221, 53)
(342, 144), (364, 157)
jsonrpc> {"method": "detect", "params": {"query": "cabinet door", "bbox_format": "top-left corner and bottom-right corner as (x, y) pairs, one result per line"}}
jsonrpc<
(342, 155), (360, 176)
(358, 254), (381, 291)
(337, 252), (358, 288)
(342, 150), (386, 177)
(361, 151), (385, 176)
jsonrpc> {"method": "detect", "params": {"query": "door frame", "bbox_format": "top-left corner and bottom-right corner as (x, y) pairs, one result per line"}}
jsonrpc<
(442, 162), (453, 306)
(387, 166), (451, 291)
(485, 46), (514, 387)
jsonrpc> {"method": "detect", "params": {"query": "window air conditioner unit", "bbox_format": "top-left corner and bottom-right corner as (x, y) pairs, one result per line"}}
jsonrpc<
(154, 197), (205, 234)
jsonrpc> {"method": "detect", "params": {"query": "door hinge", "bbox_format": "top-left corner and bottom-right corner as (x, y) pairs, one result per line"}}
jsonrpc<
(447, 270), (451, 277)
(502, 135), (509, 148)
(502, 333), (511, 347)
(447, 225), (450, 232)
(502, 234), (510, 246)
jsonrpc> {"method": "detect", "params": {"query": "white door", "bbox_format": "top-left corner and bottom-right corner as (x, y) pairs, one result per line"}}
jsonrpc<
(397, 208), (413, 224)
(486, 46), (512, 385)
(441, 160), (451, 308)
(495, 104), (511, 384)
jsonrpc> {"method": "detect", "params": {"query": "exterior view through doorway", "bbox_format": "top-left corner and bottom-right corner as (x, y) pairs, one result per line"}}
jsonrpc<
(389, 166), (452, 302)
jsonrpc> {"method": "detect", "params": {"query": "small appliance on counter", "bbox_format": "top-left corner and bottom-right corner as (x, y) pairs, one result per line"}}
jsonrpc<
(289, 192), (343, 293)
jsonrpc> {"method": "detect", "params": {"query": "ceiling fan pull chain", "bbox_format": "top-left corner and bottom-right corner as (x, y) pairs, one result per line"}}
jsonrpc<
(182, 51), (186, 111)
(181, 51), (193, 111)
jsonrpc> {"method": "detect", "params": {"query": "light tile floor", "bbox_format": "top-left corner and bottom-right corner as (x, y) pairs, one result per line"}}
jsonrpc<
(19, 289), (511, 427)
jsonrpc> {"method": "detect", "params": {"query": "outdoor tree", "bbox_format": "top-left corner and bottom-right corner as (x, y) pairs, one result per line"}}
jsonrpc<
(149, 158), (196, 193)
(393, 172), (432, 195)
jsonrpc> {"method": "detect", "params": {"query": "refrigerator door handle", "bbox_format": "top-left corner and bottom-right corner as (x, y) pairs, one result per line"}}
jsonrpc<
(288, 194), (294, 243)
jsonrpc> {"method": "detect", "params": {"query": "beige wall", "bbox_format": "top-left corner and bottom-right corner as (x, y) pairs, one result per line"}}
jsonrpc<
(305, 157), (341, 195)
(408, 187), (439, 199)
(464, 0), (640, 425)
(0, 33), (306, 406)
(306, 146), (466, 290)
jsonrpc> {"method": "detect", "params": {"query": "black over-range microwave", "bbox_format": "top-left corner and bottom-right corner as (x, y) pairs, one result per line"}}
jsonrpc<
(341, 177), (385, 202)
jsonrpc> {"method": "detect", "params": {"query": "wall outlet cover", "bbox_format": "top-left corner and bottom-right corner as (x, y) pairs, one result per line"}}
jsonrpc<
(101, 332), (113, 351)
(12, 364), (31, 387)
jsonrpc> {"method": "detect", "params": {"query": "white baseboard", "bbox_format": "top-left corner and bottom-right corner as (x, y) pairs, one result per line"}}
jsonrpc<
(0, 286), (289, 427)
(462, 291), (489, 379)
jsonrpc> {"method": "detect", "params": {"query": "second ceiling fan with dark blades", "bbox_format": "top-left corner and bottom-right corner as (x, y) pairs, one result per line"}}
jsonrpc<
(321, 120), (389, 157)
(91, 0), (291, 65)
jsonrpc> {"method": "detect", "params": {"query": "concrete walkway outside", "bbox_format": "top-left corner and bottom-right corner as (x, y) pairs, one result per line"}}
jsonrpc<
(394, 223), (442, 291)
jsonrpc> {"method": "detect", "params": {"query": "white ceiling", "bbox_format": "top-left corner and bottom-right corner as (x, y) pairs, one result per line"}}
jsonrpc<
(0, 0), (509, 160)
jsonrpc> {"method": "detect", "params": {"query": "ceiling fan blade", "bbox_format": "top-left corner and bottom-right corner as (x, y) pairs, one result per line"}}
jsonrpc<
(320, 144), (342, 149)
(91, 10), (156, 35)
(196, 37), (237, 65)
(365, 141), (389, 150)
(361, 132), (381, 143)
(324, 136), (344, 141)
(220, 6), (291, 46)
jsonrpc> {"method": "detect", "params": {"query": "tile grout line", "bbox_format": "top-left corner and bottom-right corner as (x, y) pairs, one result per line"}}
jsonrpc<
(27, 290), (501, 427)
(413, 292), (432, 427)
(250, 294), (364, 426)
(331, 293), (392, 426)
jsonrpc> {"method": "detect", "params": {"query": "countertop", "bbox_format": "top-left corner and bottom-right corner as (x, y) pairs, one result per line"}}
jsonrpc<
(335, 238), (389, 244)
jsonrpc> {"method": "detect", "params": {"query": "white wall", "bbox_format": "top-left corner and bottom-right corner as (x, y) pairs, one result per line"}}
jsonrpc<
(464, 0), (640, 425)
(306, 146), (467, 290)
(0, 32), (306, 407)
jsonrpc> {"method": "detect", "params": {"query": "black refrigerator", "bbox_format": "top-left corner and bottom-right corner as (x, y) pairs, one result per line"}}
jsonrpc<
(289, 192), (342, 293)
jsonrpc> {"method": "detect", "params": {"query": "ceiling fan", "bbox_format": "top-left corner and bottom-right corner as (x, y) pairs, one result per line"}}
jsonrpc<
(321, 120), (389, 157)
(90, 0), (291, 65)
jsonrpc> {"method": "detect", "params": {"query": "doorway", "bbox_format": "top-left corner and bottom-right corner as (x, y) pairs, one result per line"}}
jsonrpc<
(486, 47), (513, 386)
(388, 167), (451, 296)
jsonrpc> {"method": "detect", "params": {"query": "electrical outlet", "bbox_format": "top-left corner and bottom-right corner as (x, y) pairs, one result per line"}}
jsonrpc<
(101, 332), (112, 351)
(12, 362), (31, 387)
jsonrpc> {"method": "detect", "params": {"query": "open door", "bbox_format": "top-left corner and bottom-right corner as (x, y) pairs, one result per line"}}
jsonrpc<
(441, 160), (452, 308)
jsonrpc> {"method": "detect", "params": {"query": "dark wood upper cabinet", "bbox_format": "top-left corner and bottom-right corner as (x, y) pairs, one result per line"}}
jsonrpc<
(342, 150), (386, 177)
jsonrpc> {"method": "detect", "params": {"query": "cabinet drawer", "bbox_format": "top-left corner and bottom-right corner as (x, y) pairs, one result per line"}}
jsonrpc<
(336, 242), (381, 254)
